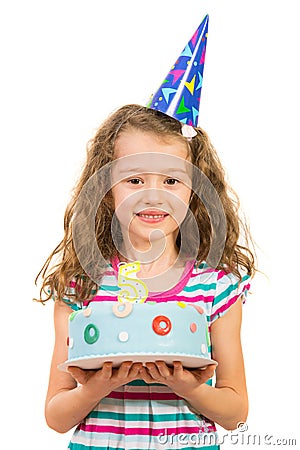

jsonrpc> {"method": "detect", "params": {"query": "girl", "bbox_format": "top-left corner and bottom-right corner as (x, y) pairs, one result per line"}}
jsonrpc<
(37, 104), (255, 449)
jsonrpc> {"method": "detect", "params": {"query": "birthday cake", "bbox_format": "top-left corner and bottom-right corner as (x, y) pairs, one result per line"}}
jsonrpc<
(58, 300), (217, 371)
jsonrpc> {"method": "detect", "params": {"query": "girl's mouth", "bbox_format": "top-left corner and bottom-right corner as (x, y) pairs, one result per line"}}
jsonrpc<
(135, 211), (169, 223)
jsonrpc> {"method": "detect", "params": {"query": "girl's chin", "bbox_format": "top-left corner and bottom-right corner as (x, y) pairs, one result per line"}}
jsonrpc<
(125, 229), (178, 251)
(118, 217), (178, 246)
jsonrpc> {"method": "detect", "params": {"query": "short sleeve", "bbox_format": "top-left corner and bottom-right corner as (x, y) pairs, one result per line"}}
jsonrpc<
(50, 280), (83, 311)
(210, 270), (251, 323)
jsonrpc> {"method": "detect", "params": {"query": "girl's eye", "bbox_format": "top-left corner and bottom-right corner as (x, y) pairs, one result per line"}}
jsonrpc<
(165, 178), (179, 185)
(128, 178), (143, 185)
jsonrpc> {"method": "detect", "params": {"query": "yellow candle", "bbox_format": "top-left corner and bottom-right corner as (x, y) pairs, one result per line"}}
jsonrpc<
(117, 261), (148, 303)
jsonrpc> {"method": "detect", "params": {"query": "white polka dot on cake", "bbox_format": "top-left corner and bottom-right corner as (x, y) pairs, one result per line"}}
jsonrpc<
(67, 337), (74, 348)
(118, 331), (129, 342)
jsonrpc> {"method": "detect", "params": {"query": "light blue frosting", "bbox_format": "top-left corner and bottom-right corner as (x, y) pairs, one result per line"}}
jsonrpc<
(68, 301), (210, 361)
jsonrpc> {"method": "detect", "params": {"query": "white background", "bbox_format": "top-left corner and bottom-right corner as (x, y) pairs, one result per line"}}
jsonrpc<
(1, 0), (299, 448)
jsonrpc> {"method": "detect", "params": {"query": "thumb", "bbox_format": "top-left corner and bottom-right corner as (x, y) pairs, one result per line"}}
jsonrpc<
(201, 364), (217, 379)
(67, 366), (87, 384)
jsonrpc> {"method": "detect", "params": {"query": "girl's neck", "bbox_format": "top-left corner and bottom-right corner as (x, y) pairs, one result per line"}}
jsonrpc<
(117, 234), (191, 292)
(118, 244), (182, 278)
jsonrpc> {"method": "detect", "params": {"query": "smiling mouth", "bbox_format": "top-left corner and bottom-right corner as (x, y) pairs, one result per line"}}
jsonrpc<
(137, 213), (168, 219)
(135, 211), (169, 222)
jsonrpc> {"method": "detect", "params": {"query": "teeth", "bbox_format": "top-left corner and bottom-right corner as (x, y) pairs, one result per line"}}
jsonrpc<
(138, 214), (166, 219)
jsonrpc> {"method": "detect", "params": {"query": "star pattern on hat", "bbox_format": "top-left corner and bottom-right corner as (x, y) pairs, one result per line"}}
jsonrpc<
(147, 15), (209, 127)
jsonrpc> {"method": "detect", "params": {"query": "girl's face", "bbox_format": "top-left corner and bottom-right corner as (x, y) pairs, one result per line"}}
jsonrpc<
(111, 128), (192, 253)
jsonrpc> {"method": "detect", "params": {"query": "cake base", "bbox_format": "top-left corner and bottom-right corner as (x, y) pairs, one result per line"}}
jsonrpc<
(58, 353), (217, 372)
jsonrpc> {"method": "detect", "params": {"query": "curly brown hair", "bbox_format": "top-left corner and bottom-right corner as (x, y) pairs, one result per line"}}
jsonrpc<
(35, 104), (256, 304)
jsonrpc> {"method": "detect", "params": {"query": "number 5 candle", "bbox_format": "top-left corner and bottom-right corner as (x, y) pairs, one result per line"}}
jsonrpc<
(117, 261), (149, 303)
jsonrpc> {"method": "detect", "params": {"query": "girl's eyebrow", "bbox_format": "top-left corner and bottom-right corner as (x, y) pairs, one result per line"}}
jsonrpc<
(117, 167), (189, 175)
(117, 167), (145, 174)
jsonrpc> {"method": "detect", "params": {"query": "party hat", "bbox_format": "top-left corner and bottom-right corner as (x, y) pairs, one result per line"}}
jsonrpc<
(147, 15), (209, 128)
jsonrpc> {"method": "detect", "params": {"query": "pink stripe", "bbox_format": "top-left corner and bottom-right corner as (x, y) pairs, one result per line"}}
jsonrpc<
(111, 256), (120, 274)
(174, 294), (215, 303)
(191, 29), (199, 47)
(244, 283), (250, 298)
(211, 286), (249, 321)
(78, 423), (208, 436)
(84, 294), (215, 305)
(102, 270), (115, 276)
(84, 293), (120, 306)
(217, 269), (230, 280)
(190, 268), (216, 277)
(146, 294), (215, 303)
(213, 294), (239, 318)
(108, 391), (181, 401)
(89, 295), (116, 301)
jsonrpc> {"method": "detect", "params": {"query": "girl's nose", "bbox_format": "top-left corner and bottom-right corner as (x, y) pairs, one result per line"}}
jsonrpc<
(142, 187), (164, 206)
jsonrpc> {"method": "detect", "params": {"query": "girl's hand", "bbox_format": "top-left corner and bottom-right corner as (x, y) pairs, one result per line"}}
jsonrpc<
(68, 361), (142, 401)
(139, 361), (216, 398)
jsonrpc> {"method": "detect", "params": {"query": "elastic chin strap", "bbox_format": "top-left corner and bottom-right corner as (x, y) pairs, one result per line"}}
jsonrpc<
(181, 124), (197, 141)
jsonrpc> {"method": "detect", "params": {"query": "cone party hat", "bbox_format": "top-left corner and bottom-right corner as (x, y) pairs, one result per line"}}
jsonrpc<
(147, 15), (209, 128)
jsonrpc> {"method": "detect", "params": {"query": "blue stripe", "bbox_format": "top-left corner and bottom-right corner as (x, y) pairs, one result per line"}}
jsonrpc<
(99, 284), (120, 292)
(87, 410), (199, 422)
(183, 282), (216, 292)
(214, 273), (250, 305)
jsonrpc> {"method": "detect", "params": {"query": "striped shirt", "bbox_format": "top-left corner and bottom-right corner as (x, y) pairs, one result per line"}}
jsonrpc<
(64, 259), (250, 450)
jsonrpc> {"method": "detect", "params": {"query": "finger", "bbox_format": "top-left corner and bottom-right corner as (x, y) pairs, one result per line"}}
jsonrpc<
(129, 363), (143, 378)
(138, 366), (156, 384)
(197, 364), (216, 379)
(67, 366), (84, 377)
(100, 362), (113, 380)
(205, 364), (217, 378)
(67, 366), (79, 377)
(145, 362), (162, 380)
(173, 361), (184, 378)
(155, 361), (171, 378)
(67, 366), (87, 384)
(117, 361), (133, 378)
